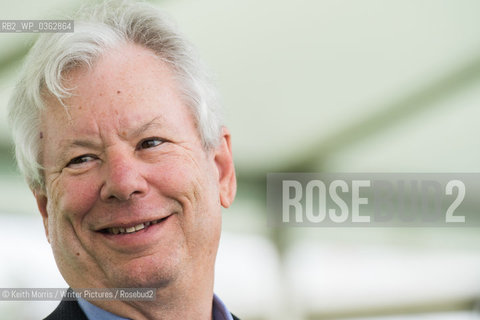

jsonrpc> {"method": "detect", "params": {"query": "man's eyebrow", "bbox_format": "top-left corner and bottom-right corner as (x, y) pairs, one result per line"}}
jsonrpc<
(129, 116), (165, 138)
(57, 140), (103, 164)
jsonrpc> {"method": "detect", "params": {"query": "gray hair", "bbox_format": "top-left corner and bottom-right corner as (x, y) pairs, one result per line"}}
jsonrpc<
(8, 0), (223, 192)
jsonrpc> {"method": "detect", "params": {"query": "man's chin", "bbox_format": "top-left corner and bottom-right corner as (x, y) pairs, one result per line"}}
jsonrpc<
(103, 261), (180, 290)
(110, 275), (173, 290)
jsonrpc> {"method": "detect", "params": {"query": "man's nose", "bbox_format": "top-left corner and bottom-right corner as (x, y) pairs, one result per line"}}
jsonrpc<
(100, 152), (149, 202)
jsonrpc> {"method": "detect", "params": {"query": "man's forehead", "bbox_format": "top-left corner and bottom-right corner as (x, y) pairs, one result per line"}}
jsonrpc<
(44, 44), (171, 103)
(40, 48), (180, 121)
(41, 102), (169, 136)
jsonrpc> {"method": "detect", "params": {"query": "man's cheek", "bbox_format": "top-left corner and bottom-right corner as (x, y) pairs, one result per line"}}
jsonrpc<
(57, 180), (100, 214)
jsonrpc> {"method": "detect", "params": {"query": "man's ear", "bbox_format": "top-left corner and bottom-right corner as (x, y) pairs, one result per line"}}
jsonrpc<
(33, 190), (50, 243)
(214, 127), (237, 208)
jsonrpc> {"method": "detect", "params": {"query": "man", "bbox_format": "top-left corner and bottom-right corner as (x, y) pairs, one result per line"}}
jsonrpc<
(8, 1), (238, 319)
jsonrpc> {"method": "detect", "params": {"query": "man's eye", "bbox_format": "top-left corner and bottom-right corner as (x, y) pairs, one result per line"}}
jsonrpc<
(138, 138), (163, 150)
(67, 155), (97, 168)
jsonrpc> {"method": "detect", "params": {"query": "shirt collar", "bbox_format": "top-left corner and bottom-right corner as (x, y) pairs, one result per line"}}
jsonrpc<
(77, 293), (234, 320)
(213, 293), (234, 320)
(77, 297), (130, 320)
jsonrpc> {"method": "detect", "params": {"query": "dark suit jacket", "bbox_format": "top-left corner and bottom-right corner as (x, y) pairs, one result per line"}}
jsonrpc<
(44, 299), (88, 320)
(44, 298), (240, 320)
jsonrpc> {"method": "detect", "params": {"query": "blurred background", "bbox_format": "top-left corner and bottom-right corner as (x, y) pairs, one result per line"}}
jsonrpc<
(1, 0), (480, 319)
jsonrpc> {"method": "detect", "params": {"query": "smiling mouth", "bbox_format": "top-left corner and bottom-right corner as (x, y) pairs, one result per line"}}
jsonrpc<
(100, 217), (168, 235)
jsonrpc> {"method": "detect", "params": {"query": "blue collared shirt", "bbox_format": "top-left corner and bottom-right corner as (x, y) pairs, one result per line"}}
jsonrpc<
(77, 293), (234, 320)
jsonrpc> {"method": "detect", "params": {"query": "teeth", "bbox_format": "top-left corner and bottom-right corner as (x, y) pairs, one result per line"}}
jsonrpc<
(106, 219), (162, 235)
